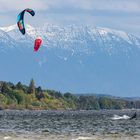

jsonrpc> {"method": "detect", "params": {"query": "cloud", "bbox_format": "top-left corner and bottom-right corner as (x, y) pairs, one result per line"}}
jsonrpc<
(45, 0), (140, 12)
(1, 0), (140, 13)
(1, 0), (140, 16)
(0, 0), (47, 13)
(91, 0), (140, 12)
(0, 0), (140, 37)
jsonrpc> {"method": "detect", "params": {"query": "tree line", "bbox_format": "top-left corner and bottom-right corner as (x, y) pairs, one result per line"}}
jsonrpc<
(0, 79), (139, 110)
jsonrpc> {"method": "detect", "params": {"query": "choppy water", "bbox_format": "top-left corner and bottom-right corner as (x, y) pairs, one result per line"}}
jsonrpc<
(0, 110), (139, 140)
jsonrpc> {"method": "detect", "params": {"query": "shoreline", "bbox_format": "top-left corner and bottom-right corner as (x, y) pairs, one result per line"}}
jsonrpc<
(0, 133), (140, 140)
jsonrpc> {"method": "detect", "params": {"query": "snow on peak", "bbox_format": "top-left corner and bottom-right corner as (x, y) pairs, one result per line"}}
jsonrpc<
(98, 27), (132, 43)
(0, 24), (136, 44)
(0, 24), (35, 33)
(0, 23), (140, 53)
(0, 24), (37, 41)
(0, 24), (17, 32)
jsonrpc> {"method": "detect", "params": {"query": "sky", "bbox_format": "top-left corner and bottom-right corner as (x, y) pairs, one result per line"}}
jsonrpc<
(0, 0), (140, 37)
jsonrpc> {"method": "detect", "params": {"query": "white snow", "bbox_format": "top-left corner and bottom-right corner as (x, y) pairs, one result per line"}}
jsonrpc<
(0, 24), (17, 32)
(98, 27), (132, 43)
(0, 24), (138, 45)
(0, 23), (140, 55)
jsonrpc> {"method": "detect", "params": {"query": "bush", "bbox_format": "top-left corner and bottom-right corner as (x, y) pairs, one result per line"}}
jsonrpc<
(0, 93), (7, 105)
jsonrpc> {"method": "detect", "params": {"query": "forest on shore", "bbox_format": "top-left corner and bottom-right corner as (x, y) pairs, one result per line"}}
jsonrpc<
(0, 79), (139, 110)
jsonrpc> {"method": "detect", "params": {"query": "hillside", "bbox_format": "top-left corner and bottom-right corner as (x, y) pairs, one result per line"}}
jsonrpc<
(0, 80), (140, 110)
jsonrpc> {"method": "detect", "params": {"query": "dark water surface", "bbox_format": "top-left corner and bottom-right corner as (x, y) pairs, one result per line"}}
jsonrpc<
(0, 110), (139, 140)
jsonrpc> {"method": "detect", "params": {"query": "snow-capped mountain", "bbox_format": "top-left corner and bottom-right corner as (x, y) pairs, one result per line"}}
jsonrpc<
(0, 24), (140, 96)
(1, 24), (140, 54)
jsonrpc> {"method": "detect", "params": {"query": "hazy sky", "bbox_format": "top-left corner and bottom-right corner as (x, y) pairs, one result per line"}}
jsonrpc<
(0, 0), (140, 37)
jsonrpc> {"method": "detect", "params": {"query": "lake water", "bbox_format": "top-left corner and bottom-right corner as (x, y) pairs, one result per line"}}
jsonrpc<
(0, 110), (139, 140)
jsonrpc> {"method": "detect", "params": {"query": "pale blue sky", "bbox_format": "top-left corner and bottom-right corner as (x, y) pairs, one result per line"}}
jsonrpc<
(0, 0), (140, 37)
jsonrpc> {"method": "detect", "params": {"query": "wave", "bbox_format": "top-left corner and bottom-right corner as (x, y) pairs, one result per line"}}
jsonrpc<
(4, 136), (11, 140)
(71, 136), (93, 140)
(111, 114), (130, 120)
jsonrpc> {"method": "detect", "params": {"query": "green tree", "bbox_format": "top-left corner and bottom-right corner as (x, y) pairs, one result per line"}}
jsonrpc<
(47, 90), (63, 99)
(98, 97), (112, 109)
(36, 86), (42, 93)
(12, 90), (26, 104)
(1, 82), (11, 94)
(0, 94), (7, 105)
(16, 82), (23, 90)
(28, 79), (35, 94)
(64, 92), (77, 109)
(36, 86), (44, 100)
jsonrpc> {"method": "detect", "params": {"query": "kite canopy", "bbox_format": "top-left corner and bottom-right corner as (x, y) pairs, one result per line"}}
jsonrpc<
(17, 8), (35, 35)
(34, 37), (42, 52)
(17, 9), (43, 52)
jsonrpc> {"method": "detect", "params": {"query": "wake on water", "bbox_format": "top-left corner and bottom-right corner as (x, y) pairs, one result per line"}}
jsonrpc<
(111, 114), (130, 120)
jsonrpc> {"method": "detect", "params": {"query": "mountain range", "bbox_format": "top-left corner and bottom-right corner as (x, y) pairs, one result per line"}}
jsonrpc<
(0, 24), (140, 97)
